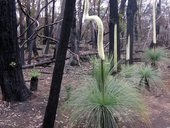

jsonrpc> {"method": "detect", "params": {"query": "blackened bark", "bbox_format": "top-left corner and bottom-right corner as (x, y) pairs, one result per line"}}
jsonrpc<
(30, 77), (38, 91)
(43, 0), (49, 45)
(50, 0), (55, 36)
(119, 0), (127, 14)
(91, 23), (98, 49)
(70, 8), (79, 66)
(42, 0), (76, 127)
(109, 0), (120, 62)
(77, 0), (83, 45)
(54, 0), (66, 58)
(19, 6), (25, 65)
(0, 0), (31, 102)
(26, 0), (38, 64)
(26, 0), (32, 64)
(44, 0), (56, 54)
(126, 0), (137, 64)
(119, 0), (127, 43)
(156, 0), (161, 36)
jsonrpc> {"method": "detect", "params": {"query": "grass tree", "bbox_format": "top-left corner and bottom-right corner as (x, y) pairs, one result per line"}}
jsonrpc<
(66, 0), (149, 127)
(144, 48), (169, 68)
(144, 2), (169, 68)
(119, 64), (165, 92)
(126, 0), (137, 64)
(109, 0), (120, 71)
(126, 35), (131, 64)
(114, 24), (118, 72)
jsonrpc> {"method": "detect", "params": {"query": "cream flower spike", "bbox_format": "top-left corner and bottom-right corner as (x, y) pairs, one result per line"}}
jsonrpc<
(82, 0), (105, 60)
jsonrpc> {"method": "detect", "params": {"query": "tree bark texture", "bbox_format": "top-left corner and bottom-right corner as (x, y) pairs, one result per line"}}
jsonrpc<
(42, 0), (76, 127)
(0, 0), (31, 102)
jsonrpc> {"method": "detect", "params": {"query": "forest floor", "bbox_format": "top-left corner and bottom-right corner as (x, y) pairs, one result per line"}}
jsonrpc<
(0, 61), (170, 128)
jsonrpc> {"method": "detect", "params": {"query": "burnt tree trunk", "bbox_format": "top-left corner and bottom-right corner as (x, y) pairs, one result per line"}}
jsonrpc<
(109, 0), (120, 62)
(43, 0), (49, 46)
(157, 0), (161, 35)
(119, 0), (127, 15)
(0, 0), (31, 102)
(53, 0), (66, 58)
(126, 0), (137, 64)
(119, 0), (127, 46)
(44, 0), (56, 54)
(19, 5), (25, 65)
(70, 8), (79, 66)
(77, 0), (83, 45)
(42, 0), (76, 127)
(26, 0), (39, 64)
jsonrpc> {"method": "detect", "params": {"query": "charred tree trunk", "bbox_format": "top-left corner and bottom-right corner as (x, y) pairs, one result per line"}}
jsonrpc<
(126, 0), (137, 64)
(19, 6), (25, 65)
(44, 0), (56, 54)
(119, 0), (127, 15)
(43, 0), (49, 46)
(156, 0), (161, 41)
(119, 0), (127, 45)
(109, 0), (120, 62)
(53, 0), (66, 58)
(42, 0), (76, 127)
(50, 0), (55, 36)
(77, 0), (83, 45)
(70, 8), (79, 66)
(26, 0), (38, 64)
(91, 22), (98, 49)
(0, 0), (31, 102)
(26, 0), (33, 64)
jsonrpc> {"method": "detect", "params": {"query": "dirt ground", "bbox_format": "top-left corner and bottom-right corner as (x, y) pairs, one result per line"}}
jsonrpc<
(0, 62), (170, 128)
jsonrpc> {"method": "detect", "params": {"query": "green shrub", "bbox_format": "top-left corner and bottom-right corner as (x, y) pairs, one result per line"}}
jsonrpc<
(30, 69), (40, 78)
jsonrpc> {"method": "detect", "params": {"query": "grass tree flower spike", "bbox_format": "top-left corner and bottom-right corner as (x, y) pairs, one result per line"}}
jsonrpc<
(153, 0), (156, 44)
(126, 35), (130, 62)
(114, 24), (118, 71)
(83, 0), (105, 60)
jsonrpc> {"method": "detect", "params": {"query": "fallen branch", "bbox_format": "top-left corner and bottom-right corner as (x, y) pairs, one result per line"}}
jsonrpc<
(22, 59), (55, 69)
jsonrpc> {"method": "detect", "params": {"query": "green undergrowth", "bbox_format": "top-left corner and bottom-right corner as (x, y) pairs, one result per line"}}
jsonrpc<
(65, 58), (149, 128)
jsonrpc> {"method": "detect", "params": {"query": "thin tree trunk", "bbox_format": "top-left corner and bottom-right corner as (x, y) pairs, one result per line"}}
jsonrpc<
(0, 0), (31, 102)
(70, 8), (79, 66)
(43, 0), (49, 45)
(44, 0), (56, 54)
(42, 0), (76, 127)
(156, 0), (161, 36)
(77, 0), (83, 45)
(53, 0), (66, 58)
(26, 0), (33, 64)
(119, 0), (127, 14)
(119, 0), (127, 46)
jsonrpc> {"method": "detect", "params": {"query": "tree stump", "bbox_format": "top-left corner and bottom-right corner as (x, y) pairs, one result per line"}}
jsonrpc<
(30, 77), (38, 91)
